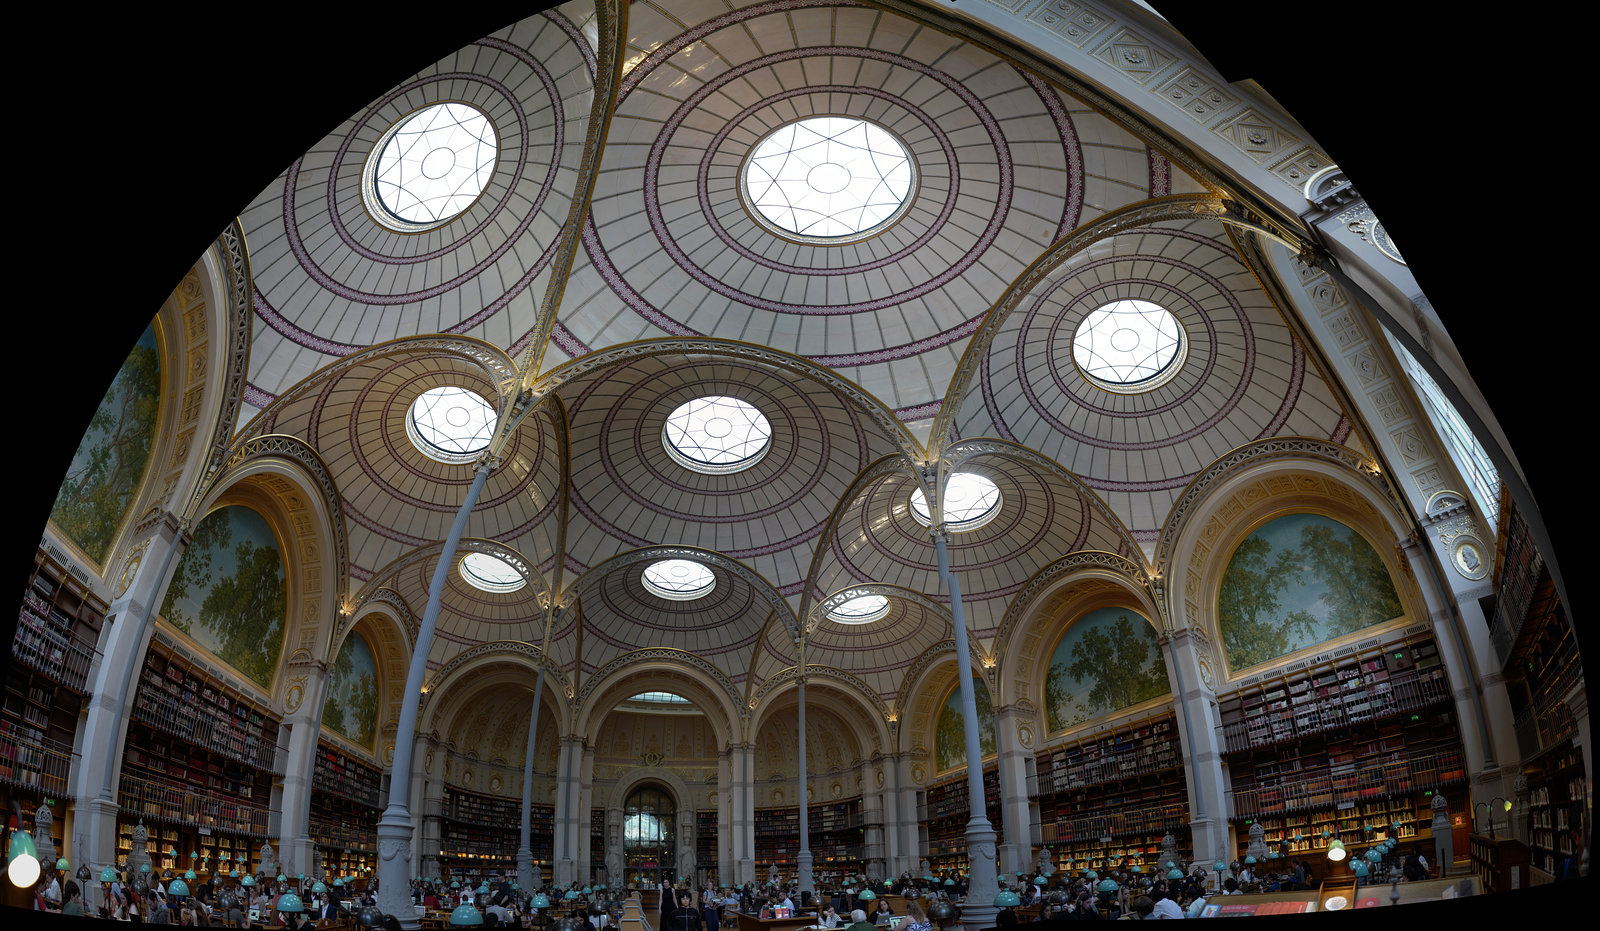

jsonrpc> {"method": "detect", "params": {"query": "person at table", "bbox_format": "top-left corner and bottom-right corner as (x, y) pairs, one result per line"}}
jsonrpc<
(424, 885), (442, 910)
(776, 889), (795, 914)
(815, 904), (841, 929)
(843, 909), (875, 931)
(871, 900), (894, 925)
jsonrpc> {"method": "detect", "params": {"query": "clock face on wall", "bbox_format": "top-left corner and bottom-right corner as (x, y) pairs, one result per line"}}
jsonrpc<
(1198, 658), (1214, 689)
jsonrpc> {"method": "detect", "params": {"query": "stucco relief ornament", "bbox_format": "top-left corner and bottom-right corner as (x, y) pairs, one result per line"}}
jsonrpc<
(1198, 656), (1215, 690)
(115, 546), (145, 598)
(379, 838), (411, 863)
(284, 678), (306, 713)
(1017, 723), (1034, 750)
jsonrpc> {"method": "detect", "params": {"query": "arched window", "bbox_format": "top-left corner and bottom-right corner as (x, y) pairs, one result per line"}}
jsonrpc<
(624, 784), (676, 888)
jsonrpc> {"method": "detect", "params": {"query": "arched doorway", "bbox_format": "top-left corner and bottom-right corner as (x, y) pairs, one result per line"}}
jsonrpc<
(624, 783), (676, 889)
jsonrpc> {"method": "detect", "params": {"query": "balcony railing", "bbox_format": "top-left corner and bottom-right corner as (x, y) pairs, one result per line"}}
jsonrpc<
(117, 770), (273, 835)
(1218, 671), (1452, 754)
(1040, 803), (1188, 843)
(1228, 746), (1467, 819)
(130, 683), (277, 770)
(12, 609), (96, 693)
(0, 728), (74, 795)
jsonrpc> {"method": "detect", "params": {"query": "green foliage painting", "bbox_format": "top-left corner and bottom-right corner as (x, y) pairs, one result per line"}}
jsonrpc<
(323, 633), (379, 748)
(935, 675), (996, 773)
(1219, 514), (1404, 671)
(1044, 608), (1169, 732)
(50, 323), (160, 564)
(160, 506), (288, 689)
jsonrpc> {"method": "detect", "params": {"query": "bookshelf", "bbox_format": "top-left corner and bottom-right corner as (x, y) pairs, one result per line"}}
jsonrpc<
(922, 769), (1003, 874)
(118, 639), (281, 853)
(695, 810), (716, 880)
(1221, 634), (1469, 861)
(755, 800), (867, 881)
(312, 743), (382, 807)
(441, 786), (549, 882)
(2, 556), (103, 800)
(1524, 741), (1585, 877)
(593, 808), (607, 883)
(1034, 713), (1189, 871)
(1468, 833), (1531, 893)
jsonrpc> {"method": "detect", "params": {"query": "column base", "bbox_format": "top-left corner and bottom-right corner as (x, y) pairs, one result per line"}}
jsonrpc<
(376, 809), (419, 930)
(958, 818), (999, 931)
(797, 850), (814, 895)
(996, 842), (1029, 880)
(737, 859), (755, 886)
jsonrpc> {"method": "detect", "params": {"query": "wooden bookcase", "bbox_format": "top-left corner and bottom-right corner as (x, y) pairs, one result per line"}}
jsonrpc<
(592, 808), (608, 883)
(1524, 741), (1586, 877)
(922, 769), (1002, 874)
(1220, 633), (1470, 859)
(118, 639), (281, 862)
(2, 556), (103, 801)
(695, 809), (717, 879)
(1034, 712), (1189, 871)
(1468, 833), (1531, 893)
(441, 786), (549, 883)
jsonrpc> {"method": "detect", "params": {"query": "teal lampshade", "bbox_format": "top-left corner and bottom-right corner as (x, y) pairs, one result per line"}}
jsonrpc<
(170, 879), (191, 898)
(943, 879), (954, 886)
(857, 890), (877, 900)
(141, 862), (152, 874)
(451, 904), (484, 926)
(565, 890), (580, 900)
(230, 870), (240, 879)
(1168, 870), (1183, 880)
(1032, 876), (1046, 886)
(1365, 850), (1382, 863)
(101, 867), (119, 883)
(313, 881), (328, 894)
(1084, 871), (1098, 880)
(186, 870), (198, 881)
(278, 894), (306, 913)
(242, 876), (257, 887)
(1352, 862), (1369, 878)
(1131, 866), (1142, 873)
(511, 884), (520, 891)
(1214, 862), (1226, 871)
(191, 851), (199, 860)
(993, 891), (1021, 907)
(1095, 879), (1118, 894)
(333, 879), (344, 887)
(1242, 856), (1255, 865)
(581, 885), (592, 894)
(279, 874), (288, 883)
(451, 881), (461, 889)
(57, 857), (70, 871)
(529, 894), (550, 909)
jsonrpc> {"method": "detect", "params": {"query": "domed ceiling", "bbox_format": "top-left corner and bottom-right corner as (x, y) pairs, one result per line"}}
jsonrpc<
(218, 0), (1369, 760)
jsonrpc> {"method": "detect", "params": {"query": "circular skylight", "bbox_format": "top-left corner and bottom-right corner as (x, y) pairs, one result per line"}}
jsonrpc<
(363, 102), (498, 231)
(641, 559), (716, 601)
(828, 594), (892, 625)
(1071, 299), (1187, 392)
(406, 386), (496, 463)
(459, 552), (526, 594)
(661, 396), (773, 474)
(909, 473), (1003, 532)
(741, 116), (915, 242)
(628, 692), (691, 704)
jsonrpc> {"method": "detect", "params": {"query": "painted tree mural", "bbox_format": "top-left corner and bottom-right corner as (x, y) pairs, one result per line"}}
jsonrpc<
(1044, 608), (1169, 732)
(160, 506), (288, 688)
(323, 632), (379, 747)
(935, 675), (996, 773)
(1219, 514), (1404, 671)
(50, 323), (160, 563)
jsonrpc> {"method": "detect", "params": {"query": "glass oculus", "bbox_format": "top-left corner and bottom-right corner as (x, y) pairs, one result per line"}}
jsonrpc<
(641, 559), (716, 601)
(741, 116), (915, 242)
(828, 594), (892, 625)
(459, 552), (526, 594)
(909, 473), (1002, 532)
(362, 102), (498, 232)
(661, 396), (773, 474)
(406, 386), (496, 463)
(1071, 299), (1187, 392)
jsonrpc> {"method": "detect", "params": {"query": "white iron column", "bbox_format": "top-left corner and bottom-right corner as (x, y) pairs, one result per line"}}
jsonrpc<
(861, 776), (886, 881)
(717, 751), (733, 884)
(375, 461), (493, 927)
(580, 744), (596, 883)
(517, 667), (547, 888)
(69, 510), (187, 880)
(890, 754), (920, 877)
(992, 704), (1034, 877)
(796, 664), (814, 895)
(729, 742), (756, 884)
(416, 736), (444, 881)
(931, 529), (998, 929)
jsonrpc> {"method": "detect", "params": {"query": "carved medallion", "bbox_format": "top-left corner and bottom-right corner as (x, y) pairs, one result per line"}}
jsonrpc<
(1017, 723), (1034, 750)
